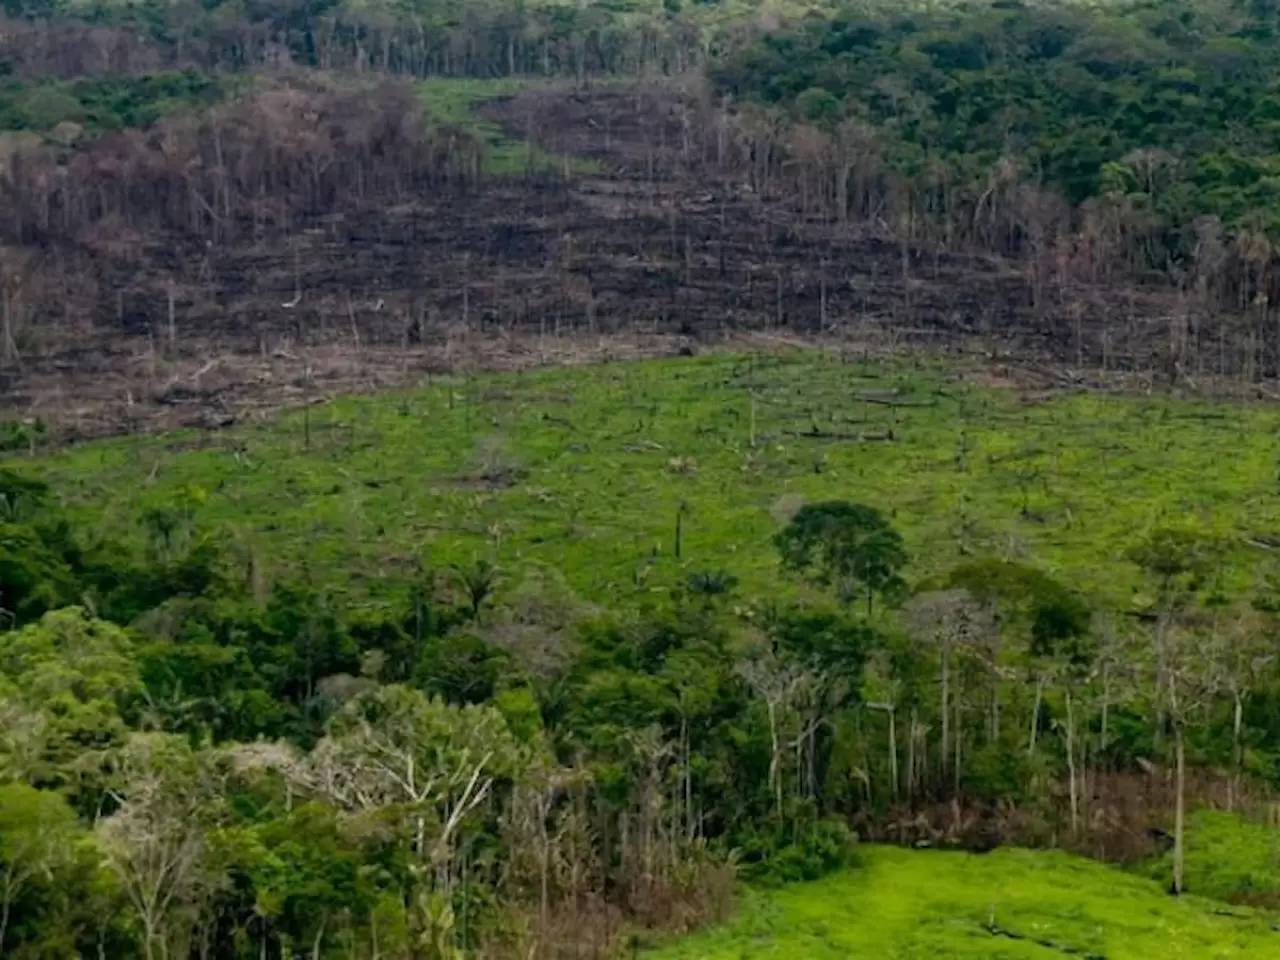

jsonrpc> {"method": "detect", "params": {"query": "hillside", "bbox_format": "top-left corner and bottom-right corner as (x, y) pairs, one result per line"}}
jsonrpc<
(8, 0), (1280, 957)
(648, 846), (1280, 958)
(9, 0), (1280, 439)
(22, 350), (1280, 605)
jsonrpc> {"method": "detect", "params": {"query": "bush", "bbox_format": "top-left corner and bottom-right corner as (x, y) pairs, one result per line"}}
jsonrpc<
(0, 418), (45, 453)
(1137, 810), (1280, 906)
(736, 816), (858, 886)
(962, 739), (1039, 804)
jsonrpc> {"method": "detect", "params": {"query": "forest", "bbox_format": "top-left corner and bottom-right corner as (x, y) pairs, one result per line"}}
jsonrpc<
(8, 435), (1280, 957)
(5, 0), (1280, 956)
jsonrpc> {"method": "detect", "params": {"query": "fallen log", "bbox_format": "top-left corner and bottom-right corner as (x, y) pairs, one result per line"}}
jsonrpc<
(854, 392), (936, 408)
(784, 428), (895, 442)
(983, 916), (1106, 959)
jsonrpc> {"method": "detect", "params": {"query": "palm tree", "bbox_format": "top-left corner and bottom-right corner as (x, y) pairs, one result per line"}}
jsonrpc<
(451, 558), (499, 621)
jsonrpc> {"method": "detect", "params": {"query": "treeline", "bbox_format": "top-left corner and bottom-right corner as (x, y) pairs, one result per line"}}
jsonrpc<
(0, 0), (705, 82)
(0, 75), (489, 363)
(0, 70), (226, 136)
(3, 467), (1280, 956)
(0, 77), (484, 248)
(18, 0), (1280, 379)
(707, 0), (1280, 376)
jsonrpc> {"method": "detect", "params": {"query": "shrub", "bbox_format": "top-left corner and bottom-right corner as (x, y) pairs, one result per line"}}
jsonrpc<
(736, 816), (858, 886)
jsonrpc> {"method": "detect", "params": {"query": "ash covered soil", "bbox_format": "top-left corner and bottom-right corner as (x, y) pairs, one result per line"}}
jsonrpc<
(0, 84), (1178, 440)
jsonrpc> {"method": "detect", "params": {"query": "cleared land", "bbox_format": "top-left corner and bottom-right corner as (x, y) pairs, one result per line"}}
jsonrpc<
(14, 350), (1280, 605)
(646, 845), (1280, 958)
(0, 80), (1179, 440)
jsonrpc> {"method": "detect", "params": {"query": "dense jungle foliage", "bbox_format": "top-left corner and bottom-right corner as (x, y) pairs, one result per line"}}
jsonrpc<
(0, 70), (225, 134)
(713, 0), (1280, 248)
(0, 0), (711, 82)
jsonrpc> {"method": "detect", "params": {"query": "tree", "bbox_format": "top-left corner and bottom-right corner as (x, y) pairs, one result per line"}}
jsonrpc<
(775, 502), (907, 615)
(292, 686), (524, 882)
(0, 607), (141, 784)
(735, 635), (812, 820)
(96, 733), (225, 960)
(903, 588), (995, 793)
(1206, 606), (1275, 811)
(949, 560), (1093, 822)
(1129, 527), (1223, 895)
(231, 802), (384, 959)
(451, 558), (500, 621)
(863, 648), (902, 803)
(0, 520), (76, 626)
(768, 606), (874, 806)
(0, 783), (80, 954)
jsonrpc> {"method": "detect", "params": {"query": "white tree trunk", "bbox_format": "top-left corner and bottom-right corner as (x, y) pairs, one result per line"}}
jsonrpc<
(888, 707), (899, 802)
(940, 643), (950, 787)
(1029, 675), (1044, 757)
(1231, 691), (1244, 813)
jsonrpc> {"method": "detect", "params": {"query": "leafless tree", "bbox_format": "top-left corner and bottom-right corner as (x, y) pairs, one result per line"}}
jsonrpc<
(96, 734), (224, 960)
(904, 589), (994, 793)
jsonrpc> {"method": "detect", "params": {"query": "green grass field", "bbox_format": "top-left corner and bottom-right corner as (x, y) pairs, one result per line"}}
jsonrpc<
(13, 351), (1280, 605)
(646, 845), (1280, 959)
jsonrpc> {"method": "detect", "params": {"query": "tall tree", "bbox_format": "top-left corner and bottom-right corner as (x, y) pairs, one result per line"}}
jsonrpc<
(776, 502), (907, 615)
(0, 783), (81, 955)
(1129, 527), (1223, 895)
(903, 588), (994, 794)
(97, 733), (224, 960)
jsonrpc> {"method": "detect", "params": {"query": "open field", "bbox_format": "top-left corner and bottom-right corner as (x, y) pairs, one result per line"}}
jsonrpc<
(646, 845), (1280, 959)
(13, 349), (1280, 605)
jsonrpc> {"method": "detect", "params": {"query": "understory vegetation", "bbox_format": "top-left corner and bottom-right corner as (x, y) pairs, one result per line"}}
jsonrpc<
(4, 351), (1280, 957)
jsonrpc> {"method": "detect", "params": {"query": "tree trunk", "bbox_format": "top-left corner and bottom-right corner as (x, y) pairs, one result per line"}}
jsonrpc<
(1028, 675), (1044, 756)
(167, 281), (176, 355)
(888, 706), (898, 802)
(990, 667), (1000, 743)
(907, 708), (918, 804)
(1100, 661), (1111, 761)
(143, 915), (158, 960)
(310, 916), (327, 960)
(1, 286), (13, 365)
(1065, 689), (1078, 836)
(940, 642), (950, 788)
(767, 701), (782, 820)
(1173, 722), (1186, 895)
(1, 891), (10, 958)
(1231, 691), (1244, 813)
(953, 696), (962, 795)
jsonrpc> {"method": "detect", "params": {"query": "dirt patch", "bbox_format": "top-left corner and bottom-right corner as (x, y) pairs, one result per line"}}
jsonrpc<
(1, 330), (707, 440)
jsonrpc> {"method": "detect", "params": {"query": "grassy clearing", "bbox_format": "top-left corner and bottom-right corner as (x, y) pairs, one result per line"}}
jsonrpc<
(645, 845), (1280, 959)
(419, 77), (599, 175)
(13, 351), (1280, 605)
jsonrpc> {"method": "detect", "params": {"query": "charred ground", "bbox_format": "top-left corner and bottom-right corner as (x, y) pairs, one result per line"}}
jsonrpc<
(0, 79), (1193, 441)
